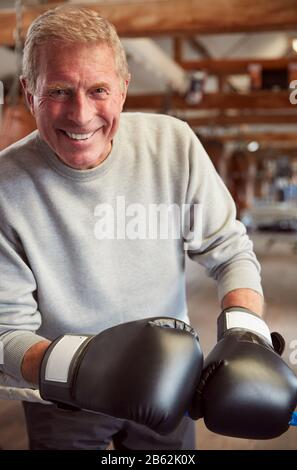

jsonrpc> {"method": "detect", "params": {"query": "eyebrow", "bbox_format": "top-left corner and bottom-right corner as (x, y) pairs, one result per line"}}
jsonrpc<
(89, 82), (111, 90)
(46, 83), (73, 90)
(46, 81), (111, 90)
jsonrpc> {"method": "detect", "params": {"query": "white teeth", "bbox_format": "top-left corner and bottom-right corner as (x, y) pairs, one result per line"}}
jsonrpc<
(65, 131), (94, 140)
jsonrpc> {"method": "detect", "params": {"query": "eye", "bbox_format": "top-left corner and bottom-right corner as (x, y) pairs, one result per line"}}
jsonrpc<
(92, 87), (108, 98)
(48, 89), (71, 100)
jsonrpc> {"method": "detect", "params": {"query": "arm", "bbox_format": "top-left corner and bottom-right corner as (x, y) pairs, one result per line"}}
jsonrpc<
(21, 340), (51, 385)
(0, 197), (47, 383)
(183, 125), (262, 302)
(221, 288), (264, 316)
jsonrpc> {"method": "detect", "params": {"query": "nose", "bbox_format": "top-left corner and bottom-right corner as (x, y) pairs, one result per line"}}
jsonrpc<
(66, 91), (94, 127)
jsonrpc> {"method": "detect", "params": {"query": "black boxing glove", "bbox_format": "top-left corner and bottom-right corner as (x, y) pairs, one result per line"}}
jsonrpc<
(189, 307), (297, 439)
(40, 317), (203, 434)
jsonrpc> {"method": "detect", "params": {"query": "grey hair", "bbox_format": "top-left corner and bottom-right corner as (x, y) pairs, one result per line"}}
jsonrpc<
(22, 6), (129, 92)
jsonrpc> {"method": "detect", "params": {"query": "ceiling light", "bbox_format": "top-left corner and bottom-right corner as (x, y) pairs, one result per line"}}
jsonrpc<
(247, 141), (259, 152)
(292, 38), (297, 53)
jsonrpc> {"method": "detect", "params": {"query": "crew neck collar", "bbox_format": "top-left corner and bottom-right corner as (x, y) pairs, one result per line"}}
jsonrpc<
(35, 130), (119, 181)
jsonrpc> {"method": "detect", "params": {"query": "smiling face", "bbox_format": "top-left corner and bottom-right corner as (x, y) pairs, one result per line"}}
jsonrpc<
(22, 41), (129, 169)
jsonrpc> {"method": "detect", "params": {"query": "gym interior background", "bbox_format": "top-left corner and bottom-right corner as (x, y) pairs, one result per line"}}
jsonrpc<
(0, 0), (297, 450)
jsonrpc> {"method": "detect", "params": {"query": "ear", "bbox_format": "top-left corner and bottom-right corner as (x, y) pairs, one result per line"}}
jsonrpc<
(20, 76), (35, 116)
(120, 74), (131, 110)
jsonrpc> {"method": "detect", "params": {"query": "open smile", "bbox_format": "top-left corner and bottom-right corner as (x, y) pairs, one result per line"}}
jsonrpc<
(64, 130), (95, 140)
(59, 129), (97, 141)
(59, 127), (104, 142)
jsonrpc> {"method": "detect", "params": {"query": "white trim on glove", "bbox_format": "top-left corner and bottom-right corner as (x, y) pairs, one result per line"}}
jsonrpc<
(45, 335), (89, 383)
(224, 309), (272, 345)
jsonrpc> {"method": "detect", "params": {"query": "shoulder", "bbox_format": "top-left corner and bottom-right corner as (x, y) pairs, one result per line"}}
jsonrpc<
(0, 131), (40, 191)
(0, 130), (39, 172)
(0, 130), (39, 162)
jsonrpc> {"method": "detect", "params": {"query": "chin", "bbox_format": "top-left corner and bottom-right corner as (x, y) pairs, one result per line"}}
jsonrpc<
(62, 155), (100, 170)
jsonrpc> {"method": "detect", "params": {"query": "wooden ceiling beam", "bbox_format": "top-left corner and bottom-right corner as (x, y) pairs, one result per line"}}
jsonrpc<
(125, 91), (294, 110)
(187, 38), (211, 59)
(180, 58), (297, 73)
(173, 37), (183, 63)
(1, 0), (297, 45)
(204, 132), (297, 142)
(186, 114), (297, 126)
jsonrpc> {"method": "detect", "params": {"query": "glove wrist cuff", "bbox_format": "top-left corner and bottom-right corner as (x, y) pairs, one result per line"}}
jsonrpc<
(39, 334), (91, 405)
(42, 335), (90, 383)
(218, 307), (272, 345)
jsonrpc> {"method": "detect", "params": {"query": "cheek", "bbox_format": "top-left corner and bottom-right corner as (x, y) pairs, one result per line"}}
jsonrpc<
(35, 100), (65, 124)
(101, 95), (124, 116)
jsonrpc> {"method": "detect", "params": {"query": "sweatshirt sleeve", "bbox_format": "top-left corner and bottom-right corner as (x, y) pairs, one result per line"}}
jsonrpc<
(0, 209), (47, 381)
(183, 124), (263, 302)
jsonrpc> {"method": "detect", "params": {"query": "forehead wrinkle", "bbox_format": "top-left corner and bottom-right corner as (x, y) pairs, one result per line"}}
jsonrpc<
(36, 42), (122, 93)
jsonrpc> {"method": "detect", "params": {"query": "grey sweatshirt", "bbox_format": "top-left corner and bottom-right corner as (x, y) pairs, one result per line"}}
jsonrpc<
(0, 113), (262, 381)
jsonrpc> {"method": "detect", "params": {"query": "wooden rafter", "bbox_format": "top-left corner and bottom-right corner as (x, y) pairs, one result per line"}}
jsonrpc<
(125, 91), (294, 110)
(1, 0), (297, 45)
(187, 38), (211, 59)
(186, 114), (297, 126)
(179, 58), (297, 73)
(201, 132), (297, 142)
(173, 37), (183, 63)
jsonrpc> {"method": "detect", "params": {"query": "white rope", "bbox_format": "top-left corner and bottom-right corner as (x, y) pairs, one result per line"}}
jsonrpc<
(0, 372), (50, 404)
